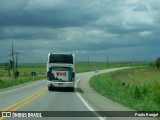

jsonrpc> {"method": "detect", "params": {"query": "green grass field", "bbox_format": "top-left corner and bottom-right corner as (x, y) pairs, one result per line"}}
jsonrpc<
(0, 61), (148, 89)
(90, 67), (160, 111)
(0, 63), (46, 89)
(110, 67), (160, 85)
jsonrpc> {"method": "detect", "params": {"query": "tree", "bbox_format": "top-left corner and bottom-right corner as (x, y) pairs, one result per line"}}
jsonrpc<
(9, 60), (14, 68)
(155, 57), (160, 69)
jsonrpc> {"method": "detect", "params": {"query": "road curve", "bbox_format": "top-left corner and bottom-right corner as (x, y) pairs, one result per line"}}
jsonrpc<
(0, 68), (158, 120)
(77, 68), (157, 120)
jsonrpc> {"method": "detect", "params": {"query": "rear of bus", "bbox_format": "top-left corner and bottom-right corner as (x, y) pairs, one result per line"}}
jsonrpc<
(47, 53), (75, 91)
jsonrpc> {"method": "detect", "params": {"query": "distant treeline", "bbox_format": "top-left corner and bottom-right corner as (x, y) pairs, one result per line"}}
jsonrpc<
(0, 60), (14, 66)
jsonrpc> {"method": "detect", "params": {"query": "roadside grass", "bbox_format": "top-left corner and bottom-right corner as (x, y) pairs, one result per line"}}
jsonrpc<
(0, 76), (44, 89)
(90, 67), (160, 111)
(0, 64), (46, 89)
(0, 61), (148, 89)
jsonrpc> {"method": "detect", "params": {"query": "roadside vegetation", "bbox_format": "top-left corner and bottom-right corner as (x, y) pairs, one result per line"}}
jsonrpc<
(0, 63), (46, 89)
(76, 61), (147, 73)
(0, 61), (146, 89)
(90, 66), (160, 111)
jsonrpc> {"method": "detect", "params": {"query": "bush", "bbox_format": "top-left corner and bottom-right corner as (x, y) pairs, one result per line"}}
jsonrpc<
(155, 57), (160, 69)
(149, 62), (155, 68)
(134, 85), (141, 99)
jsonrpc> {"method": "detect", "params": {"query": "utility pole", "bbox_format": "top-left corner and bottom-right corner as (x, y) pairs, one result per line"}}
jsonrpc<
(15, 52), (20, 72)
(9, 43), (20, 78)
(11, 42), (15, 76)
(106, 56), (109, 67)
(14, 52), (20, 78)
(87, 55), (90, 71)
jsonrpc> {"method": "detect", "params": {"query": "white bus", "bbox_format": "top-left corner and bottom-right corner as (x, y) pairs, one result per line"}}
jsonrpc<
(47, 53), (75, 91)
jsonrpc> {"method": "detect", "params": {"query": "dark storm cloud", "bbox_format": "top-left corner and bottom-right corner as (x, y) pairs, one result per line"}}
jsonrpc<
(0, 0), (160, 62)
(0, 0), (102, 27)
(0, 26), (62, 40)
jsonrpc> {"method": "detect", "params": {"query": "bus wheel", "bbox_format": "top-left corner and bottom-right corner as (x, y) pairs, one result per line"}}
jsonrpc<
(48, 86), (52, 91)
(70, 87), (75, 92)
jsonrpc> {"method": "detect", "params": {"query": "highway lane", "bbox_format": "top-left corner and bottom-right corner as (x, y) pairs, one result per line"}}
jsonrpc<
(0, 72), (102, 120)
(0, 81), (45, 110)
(0, 68), (158, 120)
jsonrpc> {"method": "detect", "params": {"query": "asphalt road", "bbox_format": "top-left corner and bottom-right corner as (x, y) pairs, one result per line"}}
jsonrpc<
(0, 68), (158, 120)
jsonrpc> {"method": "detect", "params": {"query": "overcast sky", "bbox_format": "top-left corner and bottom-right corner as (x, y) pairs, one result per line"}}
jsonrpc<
(0, 0), (160, 63)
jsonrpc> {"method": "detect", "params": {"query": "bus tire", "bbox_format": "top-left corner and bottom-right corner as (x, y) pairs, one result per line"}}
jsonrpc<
(70, 87), (75, 92)
(48, 86), (52, 91)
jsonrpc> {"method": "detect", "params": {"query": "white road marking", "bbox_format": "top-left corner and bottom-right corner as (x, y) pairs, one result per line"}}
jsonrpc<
(75, 75), (106, 120)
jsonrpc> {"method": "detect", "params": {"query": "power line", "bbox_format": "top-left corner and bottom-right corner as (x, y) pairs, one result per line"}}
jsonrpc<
(9, 43), (21, 78)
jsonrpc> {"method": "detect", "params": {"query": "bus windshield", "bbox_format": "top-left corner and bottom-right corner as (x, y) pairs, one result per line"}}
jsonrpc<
(49, 54), (73, 64)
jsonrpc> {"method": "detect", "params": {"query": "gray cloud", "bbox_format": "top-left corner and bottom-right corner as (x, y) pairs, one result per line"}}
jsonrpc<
(0, 0), (160, 62)
(133, 3), (149, 11)
(0, 0), (103, 27)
